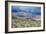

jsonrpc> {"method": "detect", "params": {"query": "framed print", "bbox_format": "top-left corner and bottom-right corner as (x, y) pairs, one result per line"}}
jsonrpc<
(5, 1), (45, 33)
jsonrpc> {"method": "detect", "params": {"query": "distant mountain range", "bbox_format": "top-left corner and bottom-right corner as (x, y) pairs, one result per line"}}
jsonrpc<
(12, 6), (41, 16)
(12, 12), (41, 21)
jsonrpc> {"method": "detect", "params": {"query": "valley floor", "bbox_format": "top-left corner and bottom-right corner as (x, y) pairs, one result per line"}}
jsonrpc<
(12, 17), (41, 28)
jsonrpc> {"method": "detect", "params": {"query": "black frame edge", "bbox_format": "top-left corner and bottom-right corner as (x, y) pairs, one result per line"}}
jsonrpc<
(43, 3), (45, 31)
(5, 1), (8, 33)
(5, 1), (45, 4)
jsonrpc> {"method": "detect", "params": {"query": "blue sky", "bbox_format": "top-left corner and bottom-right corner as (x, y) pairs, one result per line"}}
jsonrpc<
(12, 6), (41, 17)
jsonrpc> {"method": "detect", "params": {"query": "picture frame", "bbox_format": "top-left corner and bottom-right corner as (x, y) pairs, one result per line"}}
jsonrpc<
(5, 1), (45, 33)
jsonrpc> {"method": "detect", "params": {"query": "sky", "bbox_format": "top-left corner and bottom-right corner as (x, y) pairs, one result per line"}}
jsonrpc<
(12, 6), (41, 17)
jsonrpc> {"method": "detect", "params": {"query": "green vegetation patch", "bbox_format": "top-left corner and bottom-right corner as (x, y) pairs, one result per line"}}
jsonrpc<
(12, 18), (41, 28)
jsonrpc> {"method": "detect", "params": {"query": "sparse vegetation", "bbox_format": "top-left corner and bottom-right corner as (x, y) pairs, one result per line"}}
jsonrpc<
(12, 17), (41, 28)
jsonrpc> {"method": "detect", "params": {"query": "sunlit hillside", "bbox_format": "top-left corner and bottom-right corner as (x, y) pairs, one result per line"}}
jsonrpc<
(12, 15), (41, 28)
